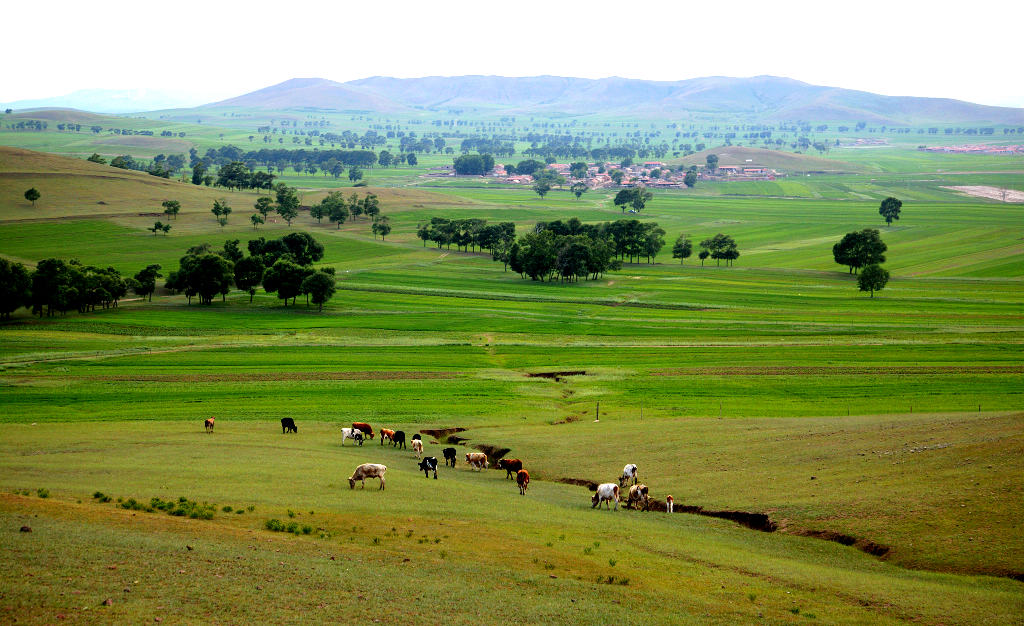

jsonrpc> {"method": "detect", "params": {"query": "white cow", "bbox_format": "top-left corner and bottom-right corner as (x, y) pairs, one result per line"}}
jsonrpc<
(619, 464), (638, 487)
(348, 463), (387, 490)
(666, 495), (674, 514)
(592, 483), (620, 510)
(411, 439), (423, 458)
(341, 427), (364, 446)
(466, 452), (488, 471)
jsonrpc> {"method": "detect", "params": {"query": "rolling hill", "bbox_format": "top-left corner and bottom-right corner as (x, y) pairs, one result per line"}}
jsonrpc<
(679, 146), (869, 174)
(206, 77), (410, 113)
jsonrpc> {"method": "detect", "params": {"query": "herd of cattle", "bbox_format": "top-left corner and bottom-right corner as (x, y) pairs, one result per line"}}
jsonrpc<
(206, 417), (673, 510)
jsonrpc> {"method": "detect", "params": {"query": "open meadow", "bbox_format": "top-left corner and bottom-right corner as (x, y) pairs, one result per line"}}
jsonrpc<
(1, 131), (1022, 624)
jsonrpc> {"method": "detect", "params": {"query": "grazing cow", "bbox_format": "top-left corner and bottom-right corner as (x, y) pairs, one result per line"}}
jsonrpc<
(666, 495), (674, 514)
(204, 417), (215, 434)
(348, 463), (387, 490)
(393, 430), (406, 449)
(380, 428), (396, 445)
(418, 456), (438, 479)
(592, 483), (620, 510)
(516, 469), (530, 495)
(465, 452), (488, 471)
(411, 433), (422, 442)
(411, 439), (423, 458)
(281, 417), (298, 434)
(619, 464), (638, 487)
(442, 448), (457, 467)
(627, 484), (650, 511)
(497, 458), (523, 480)
(352, 422), (375, 440)
(340, 428), (364, 446)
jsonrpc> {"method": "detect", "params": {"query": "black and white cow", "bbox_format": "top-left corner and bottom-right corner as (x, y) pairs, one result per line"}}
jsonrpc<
(418, 456), (438, 479)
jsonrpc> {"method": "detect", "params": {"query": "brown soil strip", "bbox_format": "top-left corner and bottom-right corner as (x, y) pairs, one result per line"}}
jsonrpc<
(555, 477), (599, 491)
(652, 365), (1024, 376)
(419, 427), (467, 439)
(73, 371), (460, 383)
(527, 370), (587, 382)
(791, 529), (890, 557)
(474, 444), (511, 463)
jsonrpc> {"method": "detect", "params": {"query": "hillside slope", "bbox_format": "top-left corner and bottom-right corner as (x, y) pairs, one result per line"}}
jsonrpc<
(679, 146), (869, 174)
(207, 78), (409, 113)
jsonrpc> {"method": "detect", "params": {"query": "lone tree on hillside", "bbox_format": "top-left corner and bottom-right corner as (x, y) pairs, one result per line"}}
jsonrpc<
(832, 229), (887, 274)
(879, 196), (902, 225)
(858, 264), (890, 297)
(672, 234), (693, 265)
(24, 188), (40, 207)
(683, 170), (698, 188)
(211, 199), (232, 227)
(162, 200), (181, 220)
(250, 214), (265, 230)
(533, 181), (551, 198)
(571, 181), (587, 200)
(698, 249), (709, 266)
(706, 154), (719, 172)
(371, 216), (392, 240)
(275, 184), (300, 226)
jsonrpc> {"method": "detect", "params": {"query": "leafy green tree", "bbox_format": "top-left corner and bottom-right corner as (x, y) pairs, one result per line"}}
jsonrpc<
(191, 162), (208, 185)
(262, 258), (309, 306)
(211, 199), (232, 226)
(609, 169), (625, 185)
(348, 166), (364, 183)
(672, 234), (693, 264)
(569, 162), (588, 179)
(251, 213), (265, 230)
(215, 161), (251, 190)
(698, 249), (709, 266)
(24, 188), (40, 207)
(515, 160), (545, 177)
(162, 200), (181, 220)
(0, 258), (32, 319)
(132, 264), (162, 302)
(700, 233), (739, 266)
(280, 232), (325, 265)
(301, 270), (336, 311)
(683, 170), (697, 188)
(87, 153), (107, 164)
(371, 216), (392, 240)
(362, 193), (380, 221)
(326, 193), (350, 229)
(833, 229), (887, 274)
(571, 182), (587, 200)
(406, 153), (418, 166)
(858, 264), (890, 297)
(533, 180), (551, 198)
(255, 196), (274, 218)
(706, 154), (719, 171)
(879, 196), (903, 225)
(221, 239), (245, 264)
(275, 184), (300, 226)
(613, 187), (653, 213)
(149, 221), (170, 235)
(233, 255), (265, 303)
(309, 201), (327, 223)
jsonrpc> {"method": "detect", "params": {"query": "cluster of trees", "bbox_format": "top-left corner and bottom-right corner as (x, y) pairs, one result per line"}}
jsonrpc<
(505, 221), (621, 282)
(0, 257), (129, 318)
(613, 187), (653, 213)
(416, 218), (516, 254)
(165, 233), (336, 310)
(832, 229), (887, 273)
(452, 153), (495, 175)
(696, 234), (740, 266)
(193, 146), (379, 174)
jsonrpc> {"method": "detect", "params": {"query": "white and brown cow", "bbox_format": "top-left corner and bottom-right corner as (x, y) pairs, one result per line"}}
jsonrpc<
(466, 452), (488, 471)
(618, 464), (638, 487)
(592, 483), (620, 510)
(348, 463), (387, 490)
(411, 439), (423, 458)
(204, 417), (215, 434)
(626, 484), (650, 511)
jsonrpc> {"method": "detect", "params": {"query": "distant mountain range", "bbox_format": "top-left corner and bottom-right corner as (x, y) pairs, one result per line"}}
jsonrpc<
(1, 89), (213, 114)
(204, 75), (1024, 125)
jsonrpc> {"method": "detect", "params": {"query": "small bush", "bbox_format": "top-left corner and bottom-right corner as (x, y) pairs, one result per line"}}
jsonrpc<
(37, 488), (50, 498)
(287, 509), (296, 518)
(286, 522), (299, 534)
(583, 547), (593, 555)
(790, 607), (801, 615)
(609, 559), (617, 567)
(265, 519), (285, 532)
(236, 509), (245, 515)
(247, 505), (255, 512)
(92, 491), (112, 503)
(222, 505), (233, 513)
(301, 525), (312, 535)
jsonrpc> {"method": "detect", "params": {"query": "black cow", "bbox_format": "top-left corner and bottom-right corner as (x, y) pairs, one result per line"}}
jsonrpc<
(497, 458), (523, 479)
(393, 430), (406, 449)
(442, 447), (457, 467)
(418, 456), (438, 479)
(281, 417), (298, 434)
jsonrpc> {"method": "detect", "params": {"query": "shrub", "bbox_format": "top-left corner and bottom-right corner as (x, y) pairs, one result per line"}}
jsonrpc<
(222, 505), (233, 513)
(37, 488), (50, 498)
(301, 525), (313, 535)
(265, 519), (285, 532)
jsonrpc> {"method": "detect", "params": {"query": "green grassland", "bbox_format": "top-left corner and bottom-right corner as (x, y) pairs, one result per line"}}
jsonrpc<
(0, 136), (1022, 623)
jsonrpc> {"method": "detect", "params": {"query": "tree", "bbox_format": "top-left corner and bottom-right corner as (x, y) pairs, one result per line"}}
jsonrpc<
(858, 264), (890, 297)
(706, 154), (719, 172)
(0, 258), (32, 320)
(262, 258), (309, 306)
(251, 213), (265, 230)
(215, 161), (251, 190)
(879, 197), (902, 225)
(148, 221), (170, 235)
(326, 193), (350, 229)
(361, 193), (380, 221)
(833, 229), (887, 274)
(406, 153), (418, 166)
(348, 166), (364, 183)
(571, 182), (587, 200)
(672, 234), (693, 265)
(132, 264), (162, 302)
(275, 184), (300, 226)
(613, 187), (653, 213)
(698, 249), (709, 266)
(309, 201), (327, 223)
(221, 239), (245, 264)
(233, 255), (265, 303)
(609, 169), (625, 185)
(569, 162), (588, 179)
(254, 196), (274, 218)
(700, 233), (739, 266)
(87, 153), (107, 164)
(24, 188), (40, 207)
(683, 170), (697, 188)
(211, 199), (232, 226)
(301, 270), (336, 311)
(533, 181), (551, 198)
(371, 216), (392, 240)
(161, 200), (181, 220)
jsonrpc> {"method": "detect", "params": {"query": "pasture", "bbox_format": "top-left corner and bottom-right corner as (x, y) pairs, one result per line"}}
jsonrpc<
(0, 141), (1022, 623)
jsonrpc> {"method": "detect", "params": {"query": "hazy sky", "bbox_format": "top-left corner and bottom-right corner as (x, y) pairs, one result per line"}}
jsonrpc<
(5, 0), (1023, 108)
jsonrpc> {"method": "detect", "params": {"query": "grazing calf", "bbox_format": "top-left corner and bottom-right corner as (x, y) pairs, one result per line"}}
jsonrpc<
(592, 483), (620, 510)
(352, 422), (375, 440)
(348, 463), (387, 490)
(465, 452), (488, 471)
(380, 429), (396, 445)
(411, 439), (423, 458)
(393, 430), (406, 449)
(516, 469), (530, 495)
(666, 495), (674, 514)
(281, 417), (297, 434)
(443, 448), (457, 467)
(418, 456), (438, 479)
(627, 484), (650, 511)
(204, 417), (215, 434)
(619, 464), (638, 487)
(340, 428), (364, 446)
(497, 459), (523, 480)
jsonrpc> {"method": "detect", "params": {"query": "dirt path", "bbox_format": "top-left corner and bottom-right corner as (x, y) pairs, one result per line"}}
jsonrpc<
(942, 185), (1024, 202)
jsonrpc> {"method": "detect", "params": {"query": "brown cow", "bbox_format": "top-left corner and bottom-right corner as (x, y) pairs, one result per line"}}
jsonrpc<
(516, 469), (530, 495)
(380, 428), (395, 445)
(352, 422), (375, 440)
(465, 452), (488, 471)
(497, 458), (523, 480)
(626, 484), (650, 511)
(204, 417), (215, 434)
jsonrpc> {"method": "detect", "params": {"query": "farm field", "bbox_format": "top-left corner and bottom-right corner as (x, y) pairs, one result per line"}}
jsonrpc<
(1, 132), (1023, 624)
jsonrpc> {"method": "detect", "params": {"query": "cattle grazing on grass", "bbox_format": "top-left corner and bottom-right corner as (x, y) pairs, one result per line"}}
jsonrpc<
(348, 463), (387, 490)
(443, 448), (457, 467)
(619, 464), (638, 487)
(281, 417), (297, 434)
(411, 433), (422, 442)
(341, 428), (364, 446)
(380, 428), (396, 445)
(352, 422), (375, 439)
(592, 483), (620, 510)
(497, 458), (523, 480)
(627, 484), (650, 511)
(517, 469), (530, 495)
(411, 439), (423, 458)
(418, 456), (438, 479)
(666, 495), (674, 514)
(466, 452), (488, 471)
(393, 430), (406, 449)
(204, 417), (215, 433)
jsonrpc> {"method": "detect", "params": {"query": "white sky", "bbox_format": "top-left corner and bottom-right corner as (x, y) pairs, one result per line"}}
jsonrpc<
(5, 0), (1023, 108)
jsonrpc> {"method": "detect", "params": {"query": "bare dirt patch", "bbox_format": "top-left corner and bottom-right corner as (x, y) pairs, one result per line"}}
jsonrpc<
(473, 444), (511, 464)
(419, 427), (467, 439)
(555, 477), (599, 491)
(942, 185), (1024, 203)
(791, 529), (890, 557)
(527, 370), (587, 382)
